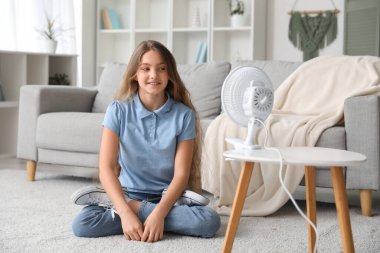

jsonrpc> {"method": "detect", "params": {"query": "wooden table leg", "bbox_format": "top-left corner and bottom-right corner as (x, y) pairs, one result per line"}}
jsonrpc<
(305, 166), (317, 253)
(330, 166), (355, 253)
(222, 162), (254, 253)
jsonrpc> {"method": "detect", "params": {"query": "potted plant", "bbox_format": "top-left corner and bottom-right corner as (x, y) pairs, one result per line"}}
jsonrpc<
(36, 14), (59, 53)
(227, 0), (248, 27)
(228, 0), (245, 15)
(48, 73), (70, 86)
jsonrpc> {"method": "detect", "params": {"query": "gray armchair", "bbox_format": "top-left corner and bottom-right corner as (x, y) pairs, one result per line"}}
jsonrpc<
(17, 62), (127, 181)
(17, 85), (100, 180)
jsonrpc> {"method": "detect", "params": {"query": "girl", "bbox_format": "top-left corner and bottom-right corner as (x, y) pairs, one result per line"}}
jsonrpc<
(71, 40), (220, 242)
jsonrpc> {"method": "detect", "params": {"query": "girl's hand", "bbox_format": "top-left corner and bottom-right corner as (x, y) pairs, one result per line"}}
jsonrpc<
(141, 211), (165, 242)
(120, 210), (144, 241)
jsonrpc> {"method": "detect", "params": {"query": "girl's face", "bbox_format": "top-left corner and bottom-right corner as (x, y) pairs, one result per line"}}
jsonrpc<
(136, 50), (169, 98)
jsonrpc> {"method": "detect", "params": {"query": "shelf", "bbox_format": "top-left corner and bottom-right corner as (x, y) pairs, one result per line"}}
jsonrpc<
(135, 0), (169, 30)
(213, 26), (252, 31)
(0, 101), (18, 108)
(0, 51), (77, 156)
(135, 33), (168, 48)
(173, 28), (208, 32)
(134, 29), (168, 33)
(98, 0), (131, 30)
(173, 32), (208, 64)
(96, 0), (267, 81)
(99, 29), (131, 33)
(0, 50), (77, 57)
(173, 0), (209, 29)
(212, 31), (253, 61)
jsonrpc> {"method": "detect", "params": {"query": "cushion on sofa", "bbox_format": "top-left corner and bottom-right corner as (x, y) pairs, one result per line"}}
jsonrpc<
(177, 62), (231, 119)
(92, 62), (127, 113)
(36, 112), (105, 153)
(231, 60), (302, 90)
(92, 61), (231, 119)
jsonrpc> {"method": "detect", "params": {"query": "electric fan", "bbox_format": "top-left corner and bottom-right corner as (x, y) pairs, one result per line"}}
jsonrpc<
(221, 66), (274, 149)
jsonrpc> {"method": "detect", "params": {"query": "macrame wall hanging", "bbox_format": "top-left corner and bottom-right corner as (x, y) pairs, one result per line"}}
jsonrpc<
(288, 0), (339, 61)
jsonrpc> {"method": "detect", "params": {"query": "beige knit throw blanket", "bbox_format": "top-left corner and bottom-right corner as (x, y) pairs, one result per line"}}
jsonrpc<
(201, 55), (380, 216)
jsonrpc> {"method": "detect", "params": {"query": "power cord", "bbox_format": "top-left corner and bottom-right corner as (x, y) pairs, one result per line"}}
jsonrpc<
(255, 118), (319, 253)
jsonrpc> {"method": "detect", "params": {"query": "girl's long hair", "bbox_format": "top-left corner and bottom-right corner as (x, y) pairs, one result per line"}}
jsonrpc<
(115, 40), (202, 193)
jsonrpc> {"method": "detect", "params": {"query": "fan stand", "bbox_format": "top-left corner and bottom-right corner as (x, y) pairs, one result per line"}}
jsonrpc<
(226, 118), (262, 150)
(226, 137), (262, 150)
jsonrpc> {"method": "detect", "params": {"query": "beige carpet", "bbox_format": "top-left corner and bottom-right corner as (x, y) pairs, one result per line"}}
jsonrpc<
(1, 168), (380, 253)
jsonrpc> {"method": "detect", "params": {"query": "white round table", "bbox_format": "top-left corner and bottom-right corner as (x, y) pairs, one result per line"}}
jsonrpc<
(222, 147), (366, 253)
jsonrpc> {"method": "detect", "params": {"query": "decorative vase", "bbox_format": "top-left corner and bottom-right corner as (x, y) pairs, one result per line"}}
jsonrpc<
(191, 7), (201, 28)
(230, 0), (251, 27)
(231, 14), (246, 27)
(39, 40), (57, 54)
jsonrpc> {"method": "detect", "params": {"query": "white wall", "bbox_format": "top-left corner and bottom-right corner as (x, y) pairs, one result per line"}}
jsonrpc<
(267, 0), (345, 62)
(79, 0), (96, 87)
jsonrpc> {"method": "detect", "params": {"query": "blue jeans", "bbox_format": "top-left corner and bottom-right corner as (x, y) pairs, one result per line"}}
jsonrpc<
(72, 191), (220, 238)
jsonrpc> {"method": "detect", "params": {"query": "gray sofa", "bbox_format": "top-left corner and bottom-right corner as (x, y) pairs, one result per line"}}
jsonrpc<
(17, 60), (379, 216)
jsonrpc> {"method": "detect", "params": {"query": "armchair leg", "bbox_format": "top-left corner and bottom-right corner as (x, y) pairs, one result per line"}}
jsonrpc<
(27, 160), (36, 181)
(359, 189), (372, 217)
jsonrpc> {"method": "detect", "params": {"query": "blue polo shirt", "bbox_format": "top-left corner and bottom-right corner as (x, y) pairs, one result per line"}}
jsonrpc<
(102, 94), (196, 195)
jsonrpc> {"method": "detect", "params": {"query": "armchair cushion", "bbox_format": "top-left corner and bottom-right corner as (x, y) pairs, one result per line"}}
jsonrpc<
(36, 112), (104, 153)
(17, 85), (98, 160)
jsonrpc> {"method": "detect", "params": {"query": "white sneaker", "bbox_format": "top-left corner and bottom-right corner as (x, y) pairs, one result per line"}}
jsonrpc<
(162, 189), (210, 206)
(71, 185), (127, 207)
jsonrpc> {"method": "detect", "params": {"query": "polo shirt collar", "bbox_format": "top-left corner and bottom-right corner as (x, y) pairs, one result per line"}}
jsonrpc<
(133, 93), (173, 119)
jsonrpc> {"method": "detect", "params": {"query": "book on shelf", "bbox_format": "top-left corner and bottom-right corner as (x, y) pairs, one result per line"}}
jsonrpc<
(195, 41), (207, 64)
(101, 8), (112, 29)
(108, 8), (121, 29)
(101, 8), (121, 29)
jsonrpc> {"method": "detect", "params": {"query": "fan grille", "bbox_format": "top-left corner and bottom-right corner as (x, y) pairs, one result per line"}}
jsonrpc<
(221, 66), (273, 127)
(253, 88), (273, 112)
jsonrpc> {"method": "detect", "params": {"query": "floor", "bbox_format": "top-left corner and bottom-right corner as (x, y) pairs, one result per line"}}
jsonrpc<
(1, 155), (379, 214)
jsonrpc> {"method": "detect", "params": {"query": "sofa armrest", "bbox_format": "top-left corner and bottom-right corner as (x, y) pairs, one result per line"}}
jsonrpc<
(17, 85), (98, 161)
(344, 95), (380, 190)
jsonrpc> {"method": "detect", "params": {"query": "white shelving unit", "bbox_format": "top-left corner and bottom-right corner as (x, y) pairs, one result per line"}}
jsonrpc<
(96, 0), (267, 81)
(0, 50), (77, 157)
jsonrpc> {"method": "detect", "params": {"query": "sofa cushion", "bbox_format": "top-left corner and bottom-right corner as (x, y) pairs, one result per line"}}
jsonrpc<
(178, 62), (231, 119)
(231, 60), (302, 90)
(92, 62), (127, 113)
(36, 112), (105, 153)
(92, 61), (231, 119)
